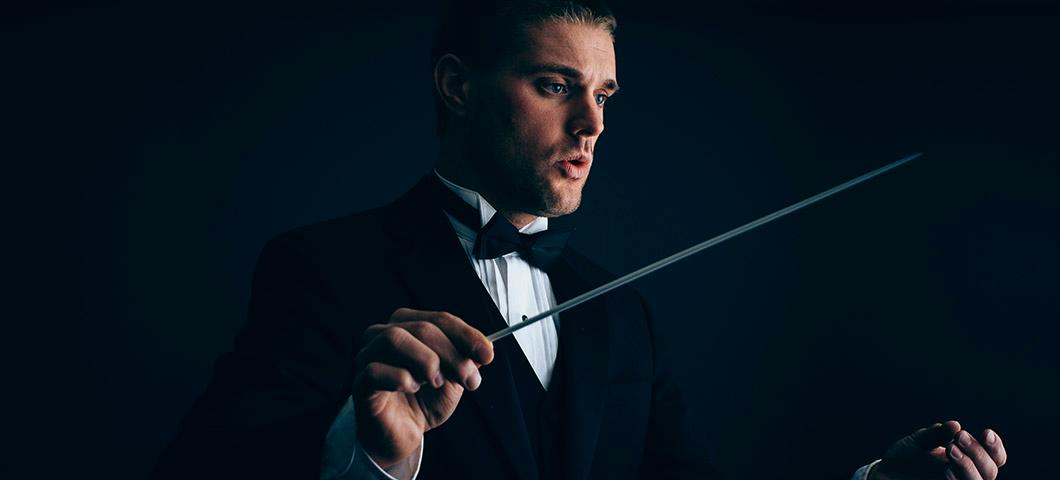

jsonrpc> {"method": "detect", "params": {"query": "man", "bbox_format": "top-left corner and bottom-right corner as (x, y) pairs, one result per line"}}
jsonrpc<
(154, 1), (1008, 479)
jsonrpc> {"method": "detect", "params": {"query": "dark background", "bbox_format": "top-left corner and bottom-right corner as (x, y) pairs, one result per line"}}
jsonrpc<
(7, 1), (1058, 478)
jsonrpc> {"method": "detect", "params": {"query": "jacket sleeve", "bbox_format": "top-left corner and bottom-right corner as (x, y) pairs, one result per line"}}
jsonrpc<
(637, 296), (723, 479)
(153, 233), (359, 480)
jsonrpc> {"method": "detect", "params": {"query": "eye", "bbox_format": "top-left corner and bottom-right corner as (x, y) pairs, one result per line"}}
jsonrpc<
(539, 80), (569, 95)
(595, 93), (609, 106)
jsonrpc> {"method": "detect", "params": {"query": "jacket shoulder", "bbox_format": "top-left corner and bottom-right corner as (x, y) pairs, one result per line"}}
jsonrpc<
(260, 175), (428, 260)
(256, 196), (411, 265)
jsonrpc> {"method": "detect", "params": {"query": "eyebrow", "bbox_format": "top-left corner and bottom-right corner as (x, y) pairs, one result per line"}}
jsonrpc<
(523, 63), (620, 93)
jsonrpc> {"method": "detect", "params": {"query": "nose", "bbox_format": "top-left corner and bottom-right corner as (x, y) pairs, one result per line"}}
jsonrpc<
(567, 92), (604, 140)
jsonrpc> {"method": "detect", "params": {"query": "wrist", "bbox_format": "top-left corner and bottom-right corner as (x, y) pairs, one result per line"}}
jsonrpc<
(363, 435), (424, 480)
(363, 446), (404, 470)
(354, 411), (419, 468)
(359, 434), (420, 470)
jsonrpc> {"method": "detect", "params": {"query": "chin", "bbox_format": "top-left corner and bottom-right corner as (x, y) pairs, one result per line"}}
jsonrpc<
(541, 181), (584, 217)
(521, 162), (588, 217)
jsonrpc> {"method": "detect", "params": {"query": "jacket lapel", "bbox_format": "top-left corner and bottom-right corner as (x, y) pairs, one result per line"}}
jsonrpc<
(549, 250), (611, 480)
(379, 176), (538, 480)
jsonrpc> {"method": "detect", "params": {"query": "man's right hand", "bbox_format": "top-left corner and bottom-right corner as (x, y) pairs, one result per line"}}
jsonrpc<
(352, 308), (495, 468)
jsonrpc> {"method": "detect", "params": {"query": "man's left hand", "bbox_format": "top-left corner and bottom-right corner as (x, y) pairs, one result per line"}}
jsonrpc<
(869, 420), (1007, 480)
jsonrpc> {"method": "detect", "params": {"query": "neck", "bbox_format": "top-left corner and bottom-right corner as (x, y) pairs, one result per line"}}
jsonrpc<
(436, 132), (537, 230)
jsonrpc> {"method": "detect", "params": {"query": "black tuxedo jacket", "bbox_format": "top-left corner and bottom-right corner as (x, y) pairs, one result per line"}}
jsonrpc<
(154, 175), (717, 480)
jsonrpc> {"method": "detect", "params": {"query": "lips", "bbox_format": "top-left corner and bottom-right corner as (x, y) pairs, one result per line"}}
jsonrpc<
(556, 155), (591, 179)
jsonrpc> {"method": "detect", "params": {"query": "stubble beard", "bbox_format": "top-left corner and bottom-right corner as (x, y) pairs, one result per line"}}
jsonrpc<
(472, 141), (583, 218)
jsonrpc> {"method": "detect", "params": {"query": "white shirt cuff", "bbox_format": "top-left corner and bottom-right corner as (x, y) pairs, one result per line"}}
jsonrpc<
(364, 436), (424, 480)
(320, 395), (423, 480)
(852, 459), (882, 480)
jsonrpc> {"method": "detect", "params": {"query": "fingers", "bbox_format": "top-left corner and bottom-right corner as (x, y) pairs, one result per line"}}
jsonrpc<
(399, 316), (483, 390)
(910, 420), (961, 449)
(947, 442), (983, 480)
(948, 430), (1000, 480)
(427, 311), (495, 365)
(357, 309), (491, 392)
(389, 308), (494, 365)
(356, 362), (423, 395)
(356, 327), (444, 387)
(982, 428), (1007, 468)
(881, 421), (1007, 480)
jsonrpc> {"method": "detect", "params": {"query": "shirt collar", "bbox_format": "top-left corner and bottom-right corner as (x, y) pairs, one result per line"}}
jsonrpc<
(433, 169), (549, 235)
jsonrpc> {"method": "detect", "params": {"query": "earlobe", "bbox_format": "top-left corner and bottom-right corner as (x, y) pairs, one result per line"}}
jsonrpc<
(434, 53), (470, 119)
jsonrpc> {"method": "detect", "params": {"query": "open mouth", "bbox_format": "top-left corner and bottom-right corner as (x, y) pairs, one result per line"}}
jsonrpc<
(557, 156), (591, 178)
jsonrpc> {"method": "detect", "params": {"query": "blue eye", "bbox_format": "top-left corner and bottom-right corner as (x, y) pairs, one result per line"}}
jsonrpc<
(546, 83), (568, 94)
(595, 93), (608, 106)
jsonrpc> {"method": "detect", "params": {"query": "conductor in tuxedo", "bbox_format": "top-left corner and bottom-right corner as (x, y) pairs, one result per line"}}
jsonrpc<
(153, 1), (1009, 479)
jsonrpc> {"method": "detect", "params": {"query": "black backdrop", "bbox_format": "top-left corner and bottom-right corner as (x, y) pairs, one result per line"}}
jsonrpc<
(8, 1), (1058, 478)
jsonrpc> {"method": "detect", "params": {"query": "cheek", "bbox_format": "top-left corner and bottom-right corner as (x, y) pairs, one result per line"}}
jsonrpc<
(505, 91), (563, 151)
(479, 89), (526, 143)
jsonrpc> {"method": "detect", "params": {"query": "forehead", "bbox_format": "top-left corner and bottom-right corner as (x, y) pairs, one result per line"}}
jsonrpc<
(506, 22), (617, 80)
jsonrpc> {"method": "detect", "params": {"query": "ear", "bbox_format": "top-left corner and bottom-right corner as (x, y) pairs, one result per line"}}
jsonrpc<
(434, 53), (472, 120)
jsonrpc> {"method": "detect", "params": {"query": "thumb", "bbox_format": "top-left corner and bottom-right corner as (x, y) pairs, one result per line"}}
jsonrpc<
(909, 420), (961, 449)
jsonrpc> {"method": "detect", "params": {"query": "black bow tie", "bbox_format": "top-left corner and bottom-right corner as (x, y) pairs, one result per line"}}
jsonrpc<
(472, 214), (571, 272)
(428, 174), (571, 272)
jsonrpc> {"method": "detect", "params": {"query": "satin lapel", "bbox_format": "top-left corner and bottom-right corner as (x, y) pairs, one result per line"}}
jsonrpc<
(549, 250), (610, 480)
(380, 176), (538, 480)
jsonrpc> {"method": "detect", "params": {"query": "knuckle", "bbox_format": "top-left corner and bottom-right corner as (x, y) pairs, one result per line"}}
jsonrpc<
(420, 350), (442, 374)
(457, 359), (477, 380)
(984, 463), (998, 480)
(390, 307), (410, 321)
(408, 321), (440, 339)
(424, 322), (447, 341)
(405, 321), (427, 337)
(468, 338), (492, 363)
(363, 361), (385, 378)
(381, 326), (405, 344)
(478, 337), (494, 355)
(414, 323), (450, 352)
(436, 311), (459, 325)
